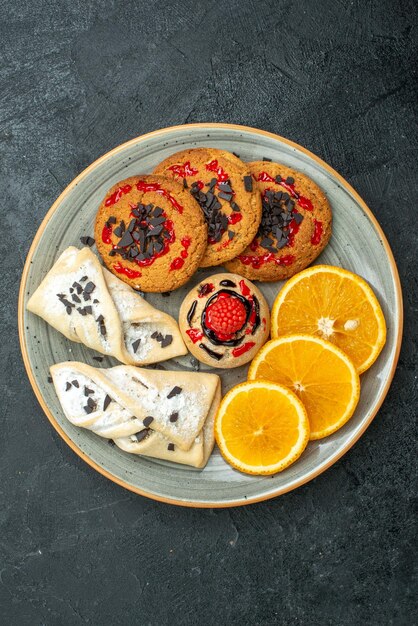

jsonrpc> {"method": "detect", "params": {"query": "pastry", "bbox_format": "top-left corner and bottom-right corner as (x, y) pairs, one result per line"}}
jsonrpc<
(225, 162), (332, 281)
(27, 246), (187, 365)
(94, 175), (207, 292)
(153, 148), (262, 267)
(50, 361), (221, 468)
(179, 273), (270, 368)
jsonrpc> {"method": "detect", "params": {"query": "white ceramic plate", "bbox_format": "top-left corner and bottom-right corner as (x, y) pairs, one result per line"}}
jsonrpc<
(18, 124), (402, 507)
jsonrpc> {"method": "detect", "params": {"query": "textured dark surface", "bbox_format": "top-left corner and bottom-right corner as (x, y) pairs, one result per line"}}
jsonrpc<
(1, 1), (417, 624)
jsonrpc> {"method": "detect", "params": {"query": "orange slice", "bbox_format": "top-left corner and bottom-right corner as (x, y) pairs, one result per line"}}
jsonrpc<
(215, 381), (309, 475)
(248, 335), (360, 439)
(270, 265), (386, 373)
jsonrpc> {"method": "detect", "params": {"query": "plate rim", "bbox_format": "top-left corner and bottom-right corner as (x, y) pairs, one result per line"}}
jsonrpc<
(18, 122), (403, 508)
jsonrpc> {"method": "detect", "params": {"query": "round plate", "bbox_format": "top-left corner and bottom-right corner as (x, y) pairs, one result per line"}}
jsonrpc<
(18, 124), (403, 507)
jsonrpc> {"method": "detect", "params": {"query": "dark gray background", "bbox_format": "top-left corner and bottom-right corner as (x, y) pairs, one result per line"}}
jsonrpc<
(1, 1), (417, 624)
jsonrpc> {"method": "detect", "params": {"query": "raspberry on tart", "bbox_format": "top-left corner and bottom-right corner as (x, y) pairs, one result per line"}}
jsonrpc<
(205, 295), (247, 337)
(179, 273), (270, 369)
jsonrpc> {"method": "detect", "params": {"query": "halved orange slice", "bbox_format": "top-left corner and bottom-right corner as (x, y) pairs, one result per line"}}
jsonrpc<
(215, 381), (309, 475)
(271, 265), (386, 373)
(248, 335), (360, 439)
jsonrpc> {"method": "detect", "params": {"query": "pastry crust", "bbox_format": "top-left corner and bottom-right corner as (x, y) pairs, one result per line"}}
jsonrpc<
(27, 246), (187, 365)
(115, 384), (221, 468)
(225, 162), (332, 281)
(50, 361), (221, 463)
(154, 148), (262, 267)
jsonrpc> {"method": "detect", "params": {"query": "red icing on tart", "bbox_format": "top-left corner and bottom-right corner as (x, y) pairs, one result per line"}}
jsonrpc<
(179, 273), (270, 369)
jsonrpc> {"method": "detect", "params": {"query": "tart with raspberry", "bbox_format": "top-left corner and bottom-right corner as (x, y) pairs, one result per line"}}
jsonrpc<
(94, 175), (207, 292)
(153, 148), (262, 268)
(225, 162), (332, 281)
(179, 273), (270, 368)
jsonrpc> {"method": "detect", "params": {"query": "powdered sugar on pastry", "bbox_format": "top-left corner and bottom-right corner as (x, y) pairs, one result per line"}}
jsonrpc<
(50, 361), (221, 468)
(27, 246), (187, 365)
(102, 365), (219, 448)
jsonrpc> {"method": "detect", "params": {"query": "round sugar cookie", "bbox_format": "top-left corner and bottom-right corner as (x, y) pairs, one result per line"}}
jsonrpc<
(153, 148), (262, 268)
(225, 162), (332, 281)
(94, 175), (207, 292)
(179, 273), (270, 369)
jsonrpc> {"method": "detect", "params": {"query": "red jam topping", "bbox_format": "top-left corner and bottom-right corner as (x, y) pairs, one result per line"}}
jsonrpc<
(112, 263), (142, 279)
(186, 328), (204, 344)
(239, 279), (250, 297)
(231, 342), (255, 358)
(198, 283), (215, 298)
(248, 306), (257, 326)
(168, 161), (199, 178)
(255, 172), (313, 211)
(167, 162), (204, 191)
(216, 239), (232, 251)
(169, 237), (191, 271)
(245, 303), (258, 334)
(297, 195), (313, 211)
(105, 184), (132, 207)
(205, 159), (230, 183)
(102, 223), (113, 244)
(136, 181), (183, 214)
(170, 257), (184, 270)
(311, 219), (323, 245)
(287, 215), (302, 247)
(254, 172), (275, 183)
(228, 213), (242, 225)
(239, 253), (295, 269)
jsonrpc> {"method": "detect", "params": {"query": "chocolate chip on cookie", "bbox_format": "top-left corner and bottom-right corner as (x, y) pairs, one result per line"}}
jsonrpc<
(94, 175), (208, 292)
(225, 162), (332, 281)
(153, 148), (262, 268)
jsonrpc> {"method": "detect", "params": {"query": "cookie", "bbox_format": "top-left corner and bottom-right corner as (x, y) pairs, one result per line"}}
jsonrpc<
(94, 175), (207, 292)
(179, 273), (270, 369)
(225, 162), (332, 281)
(153, 148), (262, 267)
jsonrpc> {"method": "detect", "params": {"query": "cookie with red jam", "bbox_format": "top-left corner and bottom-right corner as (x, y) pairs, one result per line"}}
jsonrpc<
(153, 148), (262, 268)
(225, 162), (332, 281)
(94, 175), (207, 292)
(179, 273), (270, 369)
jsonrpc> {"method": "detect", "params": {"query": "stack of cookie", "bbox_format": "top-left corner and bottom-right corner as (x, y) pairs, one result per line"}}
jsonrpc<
(94, 148), (332, 292)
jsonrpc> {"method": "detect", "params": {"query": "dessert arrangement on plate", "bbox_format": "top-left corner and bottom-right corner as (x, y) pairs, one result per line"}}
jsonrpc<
(26, 146), (387, 478)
